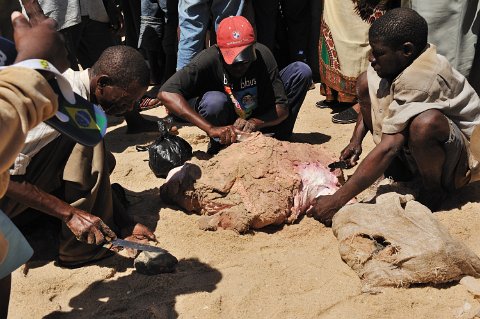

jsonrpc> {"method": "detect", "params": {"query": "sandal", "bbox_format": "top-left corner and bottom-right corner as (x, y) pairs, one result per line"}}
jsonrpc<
(315, 100), (336, 109)
(136, 96), (162, 112)
(331, 107), (358, 124)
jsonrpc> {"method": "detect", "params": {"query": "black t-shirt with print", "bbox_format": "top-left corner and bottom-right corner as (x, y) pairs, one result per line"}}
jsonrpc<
(160, 43), (288, 119)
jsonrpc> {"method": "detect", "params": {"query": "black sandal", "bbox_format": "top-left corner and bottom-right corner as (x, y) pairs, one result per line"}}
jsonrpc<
(331, 107), (358, 124)
(315, 100), (336, 109)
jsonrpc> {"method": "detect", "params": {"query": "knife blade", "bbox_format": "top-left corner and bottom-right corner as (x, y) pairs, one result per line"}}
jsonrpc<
(105, 238), (170, 254)
(327, 160), (349, 170)
(213, 132), (275, 143)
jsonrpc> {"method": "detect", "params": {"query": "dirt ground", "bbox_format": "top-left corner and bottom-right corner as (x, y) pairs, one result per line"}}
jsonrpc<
(9, 85), (480, 319)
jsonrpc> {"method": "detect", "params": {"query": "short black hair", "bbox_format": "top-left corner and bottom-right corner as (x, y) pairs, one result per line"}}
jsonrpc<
(369, 8), (427, 52)
(91, 45), (150, 89)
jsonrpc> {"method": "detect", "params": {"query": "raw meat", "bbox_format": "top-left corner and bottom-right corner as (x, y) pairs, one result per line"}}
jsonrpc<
(160, 134), (343, 233)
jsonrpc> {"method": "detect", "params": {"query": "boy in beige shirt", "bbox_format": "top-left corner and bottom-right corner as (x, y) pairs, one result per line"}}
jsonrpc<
(309, 8), (480, 224)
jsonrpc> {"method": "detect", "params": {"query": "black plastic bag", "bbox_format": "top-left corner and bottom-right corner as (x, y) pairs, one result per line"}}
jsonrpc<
(136, 118), (192, 178)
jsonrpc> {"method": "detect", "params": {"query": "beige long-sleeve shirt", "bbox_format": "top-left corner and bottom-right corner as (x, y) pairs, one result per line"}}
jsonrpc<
(0, 67), (58, 198)
(368, 44), (480, 145)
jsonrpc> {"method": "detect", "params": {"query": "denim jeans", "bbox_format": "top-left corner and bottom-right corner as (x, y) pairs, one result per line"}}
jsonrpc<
(138, 0), (165, 50)
(196, 61), (312, 140)
(176, 0), (245, 70)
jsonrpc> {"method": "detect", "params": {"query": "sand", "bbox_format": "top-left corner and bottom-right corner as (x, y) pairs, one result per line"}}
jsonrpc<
(9, 85), (480, 319)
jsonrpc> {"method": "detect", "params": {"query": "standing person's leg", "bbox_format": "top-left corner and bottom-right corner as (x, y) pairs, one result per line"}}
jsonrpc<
(121, 0), (142, 47)
(163, 0), (180, 82)
(268, 61), (312, 140)
(211, 0), (245, 29)
(176, 0), (210, 70)
(139, 0), (165, 85)
(281, 0), (310, 63)
(60, 23), (84, 71)
(252, 0), (278, 51)
(76, 17), (118, 69)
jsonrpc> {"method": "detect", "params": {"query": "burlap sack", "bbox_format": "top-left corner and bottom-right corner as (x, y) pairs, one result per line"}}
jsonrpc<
(332, 192), (480, 288)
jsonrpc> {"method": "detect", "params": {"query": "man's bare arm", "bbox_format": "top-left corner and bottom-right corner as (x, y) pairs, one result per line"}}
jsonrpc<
(6, 181), (116, 244)
(310, 132), (407, 222)
(340, 106), (368, 167)
(158, 91), (239, 144)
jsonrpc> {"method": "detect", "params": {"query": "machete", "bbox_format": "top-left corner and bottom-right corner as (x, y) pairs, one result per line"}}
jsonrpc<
(104, 238), (170, 254)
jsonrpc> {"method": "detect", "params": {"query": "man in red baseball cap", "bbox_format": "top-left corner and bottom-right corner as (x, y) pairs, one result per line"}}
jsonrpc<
(216, 16), (256, 65)
(159, 15), (313, 154)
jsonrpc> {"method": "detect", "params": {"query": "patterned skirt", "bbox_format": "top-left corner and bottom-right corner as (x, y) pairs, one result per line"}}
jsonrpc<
(318, 0), (389, 103)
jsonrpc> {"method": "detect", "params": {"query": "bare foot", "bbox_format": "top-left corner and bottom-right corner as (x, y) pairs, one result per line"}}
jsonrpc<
(117, 223), (157, 258)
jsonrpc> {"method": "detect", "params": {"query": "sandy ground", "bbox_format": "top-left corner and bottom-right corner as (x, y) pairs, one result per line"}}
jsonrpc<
(9, 85), (480, 319)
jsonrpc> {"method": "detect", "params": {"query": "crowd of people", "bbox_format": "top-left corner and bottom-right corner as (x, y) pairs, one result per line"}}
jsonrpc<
(0, 0), (480, 317)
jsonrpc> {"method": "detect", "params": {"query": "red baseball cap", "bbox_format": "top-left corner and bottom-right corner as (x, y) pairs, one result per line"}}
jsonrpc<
(217, 16), (256, 64)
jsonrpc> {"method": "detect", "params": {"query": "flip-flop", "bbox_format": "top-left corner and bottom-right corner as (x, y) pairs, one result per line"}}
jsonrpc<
(331, 107), (358, 124)
(136, 96), (163, 112)
(315, 100), (336, 109)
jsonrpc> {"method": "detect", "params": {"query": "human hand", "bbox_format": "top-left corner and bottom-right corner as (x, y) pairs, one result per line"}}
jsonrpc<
(12, 11), (69, 72)
(207, 125), (238, 145)
(120, 223), (156, 257)
(65, 209), (117, 245)
(306, 195), (343, 226)
(233, 118), (257, 132)
(121, 223), (157, 244)
(340, 142), (362, 168)
(22, 0), (48, 26)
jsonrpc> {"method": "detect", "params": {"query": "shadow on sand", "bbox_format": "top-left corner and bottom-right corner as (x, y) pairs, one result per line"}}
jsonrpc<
(289, 132), (331, 145)
(43, 258), (222, 319)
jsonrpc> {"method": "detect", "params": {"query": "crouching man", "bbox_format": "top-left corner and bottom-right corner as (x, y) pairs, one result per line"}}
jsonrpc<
(310, 8), (480, 224)
(158, 16), (312, 154)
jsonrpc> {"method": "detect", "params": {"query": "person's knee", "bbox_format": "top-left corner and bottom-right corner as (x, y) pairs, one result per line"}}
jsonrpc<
(291, 61), (312, 84)
(409, 110), (449, 145)
(197, 91), (229, 119)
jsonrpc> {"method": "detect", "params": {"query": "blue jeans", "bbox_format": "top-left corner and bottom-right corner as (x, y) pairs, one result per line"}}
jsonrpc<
(196, 61), (312, 140)
(176, 0), (245, 70)
(138, 0), (165, 50)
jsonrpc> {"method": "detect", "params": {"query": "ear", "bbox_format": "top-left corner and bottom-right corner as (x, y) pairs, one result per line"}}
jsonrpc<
(97, 75), (111, 88)
(401, 42), (415, 59)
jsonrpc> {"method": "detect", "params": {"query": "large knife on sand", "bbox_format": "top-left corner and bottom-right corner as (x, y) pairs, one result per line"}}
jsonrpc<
(105, 238), (170, 254)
